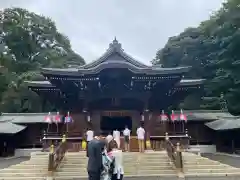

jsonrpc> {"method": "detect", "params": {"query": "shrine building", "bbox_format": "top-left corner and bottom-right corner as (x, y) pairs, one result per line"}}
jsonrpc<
(1, 39), (239, 153)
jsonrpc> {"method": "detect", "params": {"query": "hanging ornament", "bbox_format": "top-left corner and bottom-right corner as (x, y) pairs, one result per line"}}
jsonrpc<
(171, 110), (177, 122)
(179, 109), (187, 122)
(44, 112), (52, 124)
(87, 114), (91, 122)
(160, 110), (168, 121)
(65, 111), (73, 123)
(141, 114), (144, 121)
(54, 112), (61, 124)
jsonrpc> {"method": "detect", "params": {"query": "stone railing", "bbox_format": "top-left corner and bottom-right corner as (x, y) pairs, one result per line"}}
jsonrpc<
(48, 135), (68, 176)
(165, 132), (183, 173)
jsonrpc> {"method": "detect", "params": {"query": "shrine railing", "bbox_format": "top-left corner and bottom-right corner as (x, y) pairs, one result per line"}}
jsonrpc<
(48, 135), (68, 175)
(165, 133), (183, 173)
(150, 134), (190, 151)
(42, 132), (83, 152)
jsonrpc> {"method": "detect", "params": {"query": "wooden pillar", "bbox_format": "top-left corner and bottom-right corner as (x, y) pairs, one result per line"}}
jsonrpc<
(143, 94), (152, 151)
(145, 110), (152, 150)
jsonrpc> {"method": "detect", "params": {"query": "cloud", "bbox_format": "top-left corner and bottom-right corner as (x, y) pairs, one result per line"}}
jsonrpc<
(1, 0), (225, 64)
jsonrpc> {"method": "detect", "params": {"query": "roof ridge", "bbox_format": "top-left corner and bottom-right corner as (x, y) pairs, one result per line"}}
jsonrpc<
(1, 112), (58, 116)
(82, 38), (148, 69)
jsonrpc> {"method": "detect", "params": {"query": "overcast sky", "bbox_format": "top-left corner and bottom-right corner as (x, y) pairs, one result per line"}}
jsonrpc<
(1, 0), (225, 64)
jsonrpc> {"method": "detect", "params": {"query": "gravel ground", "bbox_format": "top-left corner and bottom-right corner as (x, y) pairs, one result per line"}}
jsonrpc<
(0, 157), (29, 169)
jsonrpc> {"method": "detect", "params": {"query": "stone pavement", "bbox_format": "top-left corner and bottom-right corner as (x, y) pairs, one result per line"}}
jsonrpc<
(127, 176), (239, 180)
(0, 157), (29, 169)
(202, 153), (240, 168)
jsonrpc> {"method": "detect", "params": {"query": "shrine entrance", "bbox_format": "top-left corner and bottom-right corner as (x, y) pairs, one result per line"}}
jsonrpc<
(100, 116), (132, 135)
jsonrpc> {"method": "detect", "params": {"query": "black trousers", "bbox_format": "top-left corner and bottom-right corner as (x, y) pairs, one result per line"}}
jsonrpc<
(112, 174), (123, 180)
(88, 171), (101, 180)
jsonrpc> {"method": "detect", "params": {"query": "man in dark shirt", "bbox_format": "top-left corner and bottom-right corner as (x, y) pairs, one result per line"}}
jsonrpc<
(87, 136), (104, 180)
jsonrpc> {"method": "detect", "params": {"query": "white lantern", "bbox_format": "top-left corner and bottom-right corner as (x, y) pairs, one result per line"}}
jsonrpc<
(87, 115), (91, 122)
(141, 114), (144, 121)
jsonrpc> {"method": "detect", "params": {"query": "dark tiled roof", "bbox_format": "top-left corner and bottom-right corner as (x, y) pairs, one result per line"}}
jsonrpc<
(25, 79), (204, 88)
(82, 38), (148, 69)
(41, 63), (191, 76)
(0, 112), (58, 123)
(0, 110), (234, 124)
(205, 116), (240, 130)
(41, 39), (192, 76)
(0, 121), (26, 134)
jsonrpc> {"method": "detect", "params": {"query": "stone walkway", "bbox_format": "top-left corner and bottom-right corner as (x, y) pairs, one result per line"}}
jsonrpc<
(202, 153), (240, 168)
(0, 157), (29, 169)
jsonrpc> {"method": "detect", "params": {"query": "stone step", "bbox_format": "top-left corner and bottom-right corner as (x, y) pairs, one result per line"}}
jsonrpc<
(53, 174), (176, 180)
(0, 172), (47, 177)
(10, 164), (48, 169)
(0, 168), (47, 173)
(54, 169), (176, 177)
(184, 164), (235, 169)
(138, 165), (173, 170)
(184, 161), (220, 165)
(185, 172), (240, 177)
(0, 177), (46, 180)
(61, 161), (170, 167)
(57, 165), (172, 172)
(185, 168), (240, 173)
(20, 161), (48, 165)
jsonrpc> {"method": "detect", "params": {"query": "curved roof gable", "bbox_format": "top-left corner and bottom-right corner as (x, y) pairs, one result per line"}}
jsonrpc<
(81, 38), (149, 69)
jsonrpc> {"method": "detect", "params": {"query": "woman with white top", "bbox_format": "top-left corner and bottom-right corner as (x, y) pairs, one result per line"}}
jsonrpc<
(107, 140), (124, 180)
(85, 128), (94, 156)
(123, 126), (130, 152)
(136, 125), (145, 153)
(112, 129), (120, 148)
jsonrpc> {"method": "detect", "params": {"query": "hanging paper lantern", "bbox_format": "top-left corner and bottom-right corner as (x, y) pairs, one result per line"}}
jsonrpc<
(141, 114), (144, 121)
(54, 112), (61, 123)
(180, 109), (187, 122)
(171, 110), (178, 121)
(87, 115), (91, 122)
(160, 110), (168, 121)
(65, 111), (73, 123)
(44, 112), (52, 124)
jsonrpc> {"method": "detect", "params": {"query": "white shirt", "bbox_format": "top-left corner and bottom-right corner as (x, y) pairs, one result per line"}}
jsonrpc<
(106, 134), (113, 143)
(113, 130), (120, 139)
(136, 127), (145, 140)
(109, 149), (124, 177)
(123, 128), (130, 137)
(86, 130), (94, 142)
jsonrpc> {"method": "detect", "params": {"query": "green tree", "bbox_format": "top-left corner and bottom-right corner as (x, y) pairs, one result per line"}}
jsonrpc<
(0, 8), (85, 113)
(153, 0), (240, 113)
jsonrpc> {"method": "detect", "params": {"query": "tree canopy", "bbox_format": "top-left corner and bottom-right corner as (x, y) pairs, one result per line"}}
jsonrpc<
(153, 0), (240, 114)
(0, 8), (85, 113)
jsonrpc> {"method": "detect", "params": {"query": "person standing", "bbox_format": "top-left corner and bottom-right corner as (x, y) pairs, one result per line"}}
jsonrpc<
(136, 125), (145, 153)
(100, 141), (114, 180)
(113, 129), (120, 149)
(87, 136), (103, 180)
(86, 128), (94, 156)
(108, 140), (124, 180)
(106, 132), (113, 143)
(123, 126), (130, 152)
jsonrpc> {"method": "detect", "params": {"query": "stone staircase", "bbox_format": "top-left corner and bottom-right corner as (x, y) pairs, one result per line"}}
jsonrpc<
(183, 152), (240, 177)
(54, 151), (177, 179)
(0, 151), (177, 179)
(0, 152), (49, 180)
(2, 151), (240, 179)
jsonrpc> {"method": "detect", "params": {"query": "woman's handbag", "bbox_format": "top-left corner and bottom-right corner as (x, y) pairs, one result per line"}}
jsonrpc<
(109, 157), (115, 175)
